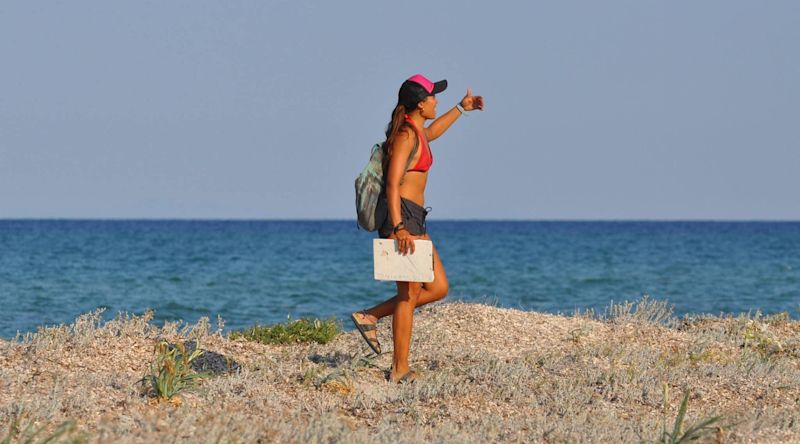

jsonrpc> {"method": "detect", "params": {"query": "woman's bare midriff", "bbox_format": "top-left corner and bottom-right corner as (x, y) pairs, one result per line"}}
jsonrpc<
(398, 170), (428, 207)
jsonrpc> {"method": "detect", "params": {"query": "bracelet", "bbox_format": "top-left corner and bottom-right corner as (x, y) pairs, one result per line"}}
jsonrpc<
(456, 104), (467, 115)
(393, 222), (406, 234)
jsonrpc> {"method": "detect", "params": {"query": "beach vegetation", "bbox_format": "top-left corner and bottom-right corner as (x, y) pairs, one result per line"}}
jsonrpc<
(304, 355), (378, 393)
(764, 311), (791, 326)
(742, 319), (784, 359)
(659, 386), (724, 444)
(140, 340), (208, 400)
(230, 317), (340, 345)
(569, 324), (592, 343)
(602, 294), (677, 326)
(3, 297), (799, 442)
(302, 365), (326, 387)
(1, 416), (85, 444)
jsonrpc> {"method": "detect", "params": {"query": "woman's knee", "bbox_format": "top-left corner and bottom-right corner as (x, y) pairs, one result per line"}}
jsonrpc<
(436, 280), (449, 300)
(428, 280), (449, 301)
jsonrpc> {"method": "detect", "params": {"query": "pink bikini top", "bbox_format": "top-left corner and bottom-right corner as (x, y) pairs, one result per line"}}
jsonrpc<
(404, 115), (433, 173)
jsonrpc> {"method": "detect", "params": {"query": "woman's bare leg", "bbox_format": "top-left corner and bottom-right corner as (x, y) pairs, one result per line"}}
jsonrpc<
(352, 236), (449, 380)
(361, 237), (448, 322)
(390, 280), (421, 379)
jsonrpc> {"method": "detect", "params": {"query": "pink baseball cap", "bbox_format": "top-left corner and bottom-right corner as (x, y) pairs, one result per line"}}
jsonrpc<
(406, 74), (448, 95)
(398, 74), (448, 108)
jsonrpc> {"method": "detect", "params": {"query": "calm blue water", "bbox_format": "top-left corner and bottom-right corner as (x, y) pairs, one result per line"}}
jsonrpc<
(1, 220), (798, 338)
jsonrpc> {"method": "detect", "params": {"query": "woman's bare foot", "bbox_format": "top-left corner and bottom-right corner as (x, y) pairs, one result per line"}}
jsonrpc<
(353, 311), (378, 325)
(351, 311), (381, 354)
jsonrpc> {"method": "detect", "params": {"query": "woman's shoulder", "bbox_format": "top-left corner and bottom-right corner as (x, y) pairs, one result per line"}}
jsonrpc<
(388, 128), (416, 159)
(393, 126), (416, 145)
(398, 123), (416, 136)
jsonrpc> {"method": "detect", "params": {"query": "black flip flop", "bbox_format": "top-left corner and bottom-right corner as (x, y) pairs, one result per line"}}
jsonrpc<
(350, 313), (381, 355)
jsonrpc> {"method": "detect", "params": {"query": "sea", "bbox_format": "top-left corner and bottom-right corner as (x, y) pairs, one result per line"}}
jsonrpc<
(1, 220), (798, 338)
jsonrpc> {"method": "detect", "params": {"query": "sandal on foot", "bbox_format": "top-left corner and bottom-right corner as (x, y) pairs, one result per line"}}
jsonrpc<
(350, 312), (381, 355)
(391, 370), (416, 385)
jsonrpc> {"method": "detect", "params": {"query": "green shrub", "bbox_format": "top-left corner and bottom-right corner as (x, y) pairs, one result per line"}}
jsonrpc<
(660, 385), (724, 443)
(230, 317), (340, 345)
(140, 340), (208, 400)
(743, 320), (784, 359)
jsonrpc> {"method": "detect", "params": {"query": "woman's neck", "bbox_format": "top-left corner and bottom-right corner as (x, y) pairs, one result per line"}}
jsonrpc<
(405, 111), (426, 129)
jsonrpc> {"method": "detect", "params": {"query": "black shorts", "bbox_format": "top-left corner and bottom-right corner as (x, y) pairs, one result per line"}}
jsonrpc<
(379, 197), (430, 238)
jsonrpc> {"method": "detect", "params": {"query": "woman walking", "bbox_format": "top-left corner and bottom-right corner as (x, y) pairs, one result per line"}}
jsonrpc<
(352, 74), (484, 383)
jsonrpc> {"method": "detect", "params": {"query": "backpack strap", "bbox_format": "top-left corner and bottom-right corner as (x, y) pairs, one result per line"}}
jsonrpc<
(402, 116), (424, 173)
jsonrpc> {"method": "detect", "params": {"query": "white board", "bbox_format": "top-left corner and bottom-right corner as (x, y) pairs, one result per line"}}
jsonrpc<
(373, 239), (434, 283)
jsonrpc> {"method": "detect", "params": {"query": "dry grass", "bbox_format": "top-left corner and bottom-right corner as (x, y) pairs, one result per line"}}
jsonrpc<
(1, 297), (798, 443)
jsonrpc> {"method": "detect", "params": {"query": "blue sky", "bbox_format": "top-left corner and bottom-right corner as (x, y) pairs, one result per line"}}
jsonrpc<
(1, 1), (798, 220)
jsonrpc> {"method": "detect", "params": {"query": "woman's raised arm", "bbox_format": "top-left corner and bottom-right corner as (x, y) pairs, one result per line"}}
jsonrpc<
(425, 87), (484, 141)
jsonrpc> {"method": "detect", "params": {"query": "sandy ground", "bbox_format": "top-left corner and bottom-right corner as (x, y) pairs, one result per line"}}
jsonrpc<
(2, 298), (799, 443)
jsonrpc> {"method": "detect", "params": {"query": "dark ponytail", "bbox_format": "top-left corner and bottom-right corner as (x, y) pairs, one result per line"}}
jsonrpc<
(382, 104), (409, 162)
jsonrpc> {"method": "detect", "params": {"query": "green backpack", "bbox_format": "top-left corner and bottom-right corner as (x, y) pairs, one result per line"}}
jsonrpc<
(354, 137), (419, 231)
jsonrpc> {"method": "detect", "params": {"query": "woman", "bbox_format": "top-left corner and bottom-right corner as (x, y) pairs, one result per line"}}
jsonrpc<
(351, 74), (484, 383)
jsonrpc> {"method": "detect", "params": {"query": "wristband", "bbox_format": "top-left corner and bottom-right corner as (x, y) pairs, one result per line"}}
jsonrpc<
(456, 104), (467, 115)
(393, 222), (406, 234)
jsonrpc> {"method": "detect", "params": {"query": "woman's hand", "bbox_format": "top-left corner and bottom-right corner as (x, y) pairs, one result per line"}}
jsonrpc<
(394, 228), (418, 255)
(460, 87), (484, 111)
